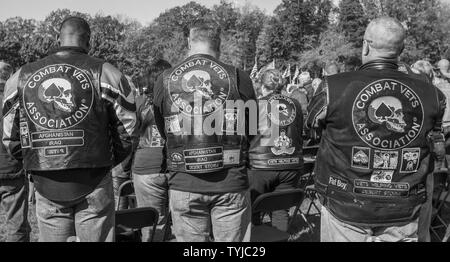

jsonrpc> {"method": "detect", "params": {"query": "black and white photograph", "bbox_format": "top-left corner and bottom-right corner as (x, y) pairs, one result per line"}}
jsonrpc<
(1, 0), (450, 248)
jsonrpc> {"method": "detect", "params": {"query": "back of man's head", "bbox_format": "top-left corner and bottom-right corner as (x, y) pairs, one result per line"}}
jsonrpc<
(437, 59), (450, 71)
(363, 16), (406, 63)
(59, 16), (91, 49)
(324, 62), (339, 76)
(0, 61), (13, 83)
(188, 20), (221, 55)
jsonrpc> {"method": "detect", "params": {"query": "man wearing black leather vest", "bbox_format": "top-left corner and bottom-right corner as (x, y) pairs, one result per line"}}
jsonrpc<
(0, 61), (31, 242)
(154, 21), (256, 242)
(306, 17), (446, 242)
(248, 69), (303, 231)
(2, 17), (137, 242)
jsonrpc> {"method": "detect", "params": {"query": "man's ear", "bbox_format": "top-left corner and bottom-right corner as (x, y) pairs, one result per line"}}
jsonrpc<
(362, 41), (370, 57)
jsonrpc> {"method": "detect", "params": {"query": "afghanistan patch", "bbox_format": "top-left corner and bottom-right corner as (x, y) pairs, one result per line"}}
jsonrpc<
(352, 79), (424, 150)
(168, 58), (231, 116)
(23, 64), (94, 130)
(351, 146), (370, 169)
(400, 148), (421, 173)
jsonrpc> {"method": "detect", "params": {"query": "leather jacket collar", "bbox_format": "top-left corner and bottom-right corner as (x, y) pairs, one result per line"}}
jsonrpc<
(49, 46), (89, 55)
(359, 60), (399, 71)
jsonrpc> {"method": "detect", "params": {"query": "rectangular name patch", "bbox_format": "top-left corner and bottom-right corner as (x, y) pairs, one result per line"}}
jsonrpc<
(183, 147), (224, 172)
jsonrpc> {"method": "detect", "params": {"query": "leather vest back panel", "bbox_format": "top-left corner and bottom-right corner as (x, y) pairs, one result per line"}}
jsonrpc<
(316, 68), (440, 225)
(18, 52), (112, 171)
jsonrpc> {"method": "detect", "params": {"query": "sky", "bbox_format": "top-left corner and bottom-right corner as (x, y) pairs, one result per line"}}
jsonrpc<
(0, 0), (281, 25)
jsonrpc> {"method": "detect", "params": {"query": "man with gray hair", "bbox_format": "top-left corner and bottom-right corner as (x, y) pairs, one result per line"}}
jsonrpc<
(0, 61), (30, 242)
(153, 20), (256, 242)
(306, 17), (446, 242)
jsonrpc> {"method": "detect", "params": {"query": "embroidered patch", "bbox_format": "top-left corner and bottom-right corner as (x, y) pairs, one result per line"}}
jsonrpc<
(352, 79), (424, 150)
(328, 176), (349, 191)
(223, 149), (240, 165)
(223, 109), (238, 133)
(351, 147), (370, 169)
(271, 130), (296, 156)
(150, 125), (164, 147)
(165, 115), (181, 134)
(370, 170), (394, 183)
(373, 150), (398, 170)
(400, 148), (420, 173)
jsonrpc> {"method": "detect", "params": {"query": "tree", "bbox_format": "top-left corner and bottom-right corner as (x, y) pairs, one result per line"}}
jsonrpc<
(338, 0), (368, 49)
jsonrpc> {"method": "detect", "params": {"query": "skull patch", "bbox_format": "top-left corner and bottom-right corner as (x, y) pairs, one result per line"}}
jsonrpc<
(39, 78), (75, 113)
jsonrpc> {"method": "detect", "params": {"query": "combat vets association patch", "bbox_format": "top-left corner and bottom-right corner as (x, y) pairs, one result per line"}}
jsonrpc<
(351, 147), (370, 169)
(400, 148), (420, 173)
(267, 94), (297, 127)
(373, 150), (399, 170)
(23, 64), (94, 130)
(168, 58), (231, 116)
(352, 79), (424, 150)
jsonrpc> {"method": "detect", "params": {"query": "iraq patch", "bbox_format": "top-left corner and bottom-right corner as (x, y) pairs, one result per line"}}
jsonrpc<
(351, 146), (370, 169)
(400, 148), (420, 173)
(168, 58), (231, 117)
(373, 150), (399, 170)
(23, 64), (94, 130)
(267, 94), (297, 127)
(352, 79), (424, 150)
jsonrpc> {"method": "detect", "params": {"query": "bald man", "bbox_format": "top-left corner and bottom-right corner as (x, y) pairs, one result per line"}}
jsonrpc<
(306, 17), (446, 242)
(2, 17), (137, 242)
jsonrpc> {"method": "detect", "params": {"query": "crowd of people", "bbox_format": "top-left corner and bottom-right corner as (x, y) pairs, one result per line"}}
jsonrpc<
(1, 14), (450, 242)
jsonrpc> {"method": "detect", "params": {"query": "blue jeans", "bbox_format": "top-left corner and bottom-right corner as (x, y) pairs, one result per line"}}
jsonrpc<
(320, 206), (418, 242)
(169, 189), (251, 242)
(133, 172), (169, 242)
(0, 176), (30, 242)
(35, 174), (115, 242)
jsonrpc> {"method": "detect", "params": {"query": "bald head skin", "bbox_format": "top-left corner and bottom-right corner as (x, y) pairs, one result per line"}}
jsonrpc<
(324, 62), (339, 76)
(438, 59), (450, 79)
(58, 17), (91, 51)
(362, 17), (407, 64)
(188, 21), (221, 58)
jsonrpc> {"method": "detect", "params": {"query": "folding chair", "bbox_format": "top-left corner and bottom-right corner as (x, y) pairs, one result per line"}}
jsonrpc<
(115, 207), (159, 242)
(430, 176), (450, 242)
(117, 180), (137, 210)
(251, 189), (305, 242)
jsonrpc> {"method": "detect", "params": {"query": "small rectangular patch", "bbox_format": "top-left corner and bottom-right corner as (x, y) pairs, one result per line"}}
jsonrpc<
(351, 147), (371, 169)
(400, 148), (420, 173)
(20, 122), (31, 148)
(373, 150), (398, 170)
(328, 176), (349, 192)
(370, 170), (394, 183)
(268, 158), (300, 166)
(223, 109), (238, 133)
(165, 115), (181, 134)
(223, 150), (240, 165)
(44, 147), (68, 157)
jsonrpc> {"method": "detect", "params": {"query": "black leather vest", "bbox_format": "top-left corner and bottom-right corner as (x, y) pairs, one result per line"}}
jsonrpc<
(17, 48), (112, 171)
(161, 54), (246, 174)
(316, 60), (441, 225)
(249, 92), (303, 170)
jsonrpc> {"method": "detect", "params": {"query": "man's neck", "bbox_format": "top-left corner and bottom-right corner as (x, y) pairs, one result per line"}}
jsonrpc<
(188, 48), (218, 59)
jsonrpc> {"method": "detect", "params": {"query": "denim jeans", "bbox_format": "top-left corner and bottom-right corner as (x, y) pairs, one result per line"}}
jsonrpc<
(35, 174), (115, 242)
(320, 206), (418, 242)
(112, 165), (131, 210)
(248, 169), (300, 231)
(418, 173), (434, 242)
(133, 172), (169, 242)
(169, 189), (251, 242)
(0, 176), (30, 242)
